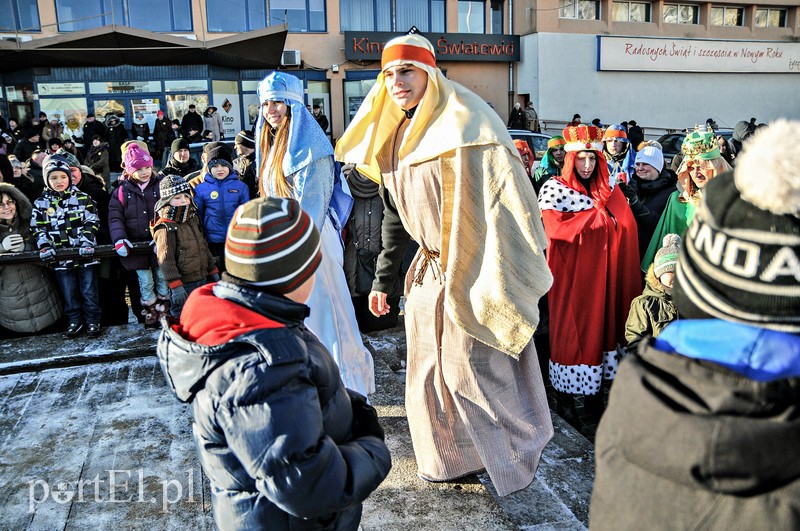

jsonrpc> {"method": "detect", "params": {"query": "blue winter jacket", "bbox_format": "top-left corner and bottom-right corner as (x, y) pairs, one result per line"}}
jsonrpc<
(194, 172), (250, 244)
(157, 281), (391, 531)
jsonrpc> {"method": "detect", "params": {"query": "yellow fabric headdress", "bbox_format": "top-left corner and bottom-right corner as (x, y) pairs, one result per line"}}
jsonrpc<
(335, 33), (517, 183)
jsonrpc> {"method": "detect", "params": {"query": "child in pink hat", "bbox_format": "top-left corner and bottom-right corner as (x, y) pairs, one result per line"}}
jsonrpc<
(108, 144), (169, 327)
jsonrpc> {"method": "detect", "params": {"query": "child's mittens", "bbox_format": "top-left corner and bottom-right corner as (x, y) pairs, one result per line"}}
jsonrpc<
(0, 234), (24, 253)
(348, 390), (385, 441)
(115, 239), (132, 257)
(171, 285), (188, 307)
(39, 247), (56, 261)
(79, 245), (95, 257)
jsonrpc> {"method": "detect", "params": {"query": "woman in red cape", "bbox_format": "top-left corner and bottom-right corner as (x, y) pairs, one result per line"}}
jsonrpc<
(537, 124), (641, 423)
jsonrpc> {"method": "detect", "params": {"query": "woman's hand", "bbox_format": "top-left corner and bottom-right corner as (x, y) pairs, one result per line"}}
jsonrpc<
(368, 290), (390, 317)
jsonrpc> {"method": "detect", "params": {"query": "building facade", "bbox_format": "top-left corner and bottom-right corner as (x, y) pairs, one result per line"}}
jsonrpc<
(1, 0), (798, 140)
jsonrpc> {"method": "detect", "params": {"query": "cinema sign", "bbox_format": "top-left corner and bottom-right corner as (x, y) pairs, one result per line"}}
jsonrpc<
(344, 31), (520, 62)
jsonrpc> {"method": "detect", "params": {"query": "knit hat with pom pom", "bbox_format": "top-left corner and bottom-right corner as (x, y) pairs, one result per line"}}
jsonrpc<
(654, 234), (681, 279)
(674, 119), (800, 333)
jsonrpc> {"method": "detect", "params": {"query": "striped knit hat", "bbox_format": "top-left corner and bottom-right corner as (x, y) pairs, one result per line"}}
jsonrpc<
(654, 234), (680, 279)
(225, 197), (322, 293)
(674, 120), (800, 333)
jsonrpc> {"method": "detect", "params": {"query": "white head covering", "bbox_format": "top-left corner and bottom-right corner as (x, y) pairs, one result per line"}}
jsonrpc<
(335, 33), (517, 183)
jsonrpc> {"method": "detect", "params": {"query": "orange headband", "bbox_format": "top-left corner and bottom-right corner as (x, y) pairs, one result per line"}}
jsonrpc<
(603, 129), (627, 141)
(547, 137), (566, 149)
(381, 44), (437, 69)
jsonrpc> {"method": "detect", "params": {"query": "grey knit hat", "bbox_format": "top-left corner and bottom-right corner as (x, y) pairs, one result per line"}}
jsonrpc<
(225, 197), (321, 294)
(155, 174), (193, 212)
(654, 234), (681, 279)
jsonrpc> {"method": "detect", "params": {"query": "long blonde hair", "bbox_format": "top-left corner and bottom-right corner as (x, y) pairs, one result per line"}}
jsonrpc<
(258, 108), (293, 198)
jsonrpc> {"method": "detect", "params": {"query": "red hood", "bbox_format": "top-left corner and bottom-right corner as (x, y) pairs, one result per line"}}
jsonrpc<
(175, 284), (283, 346)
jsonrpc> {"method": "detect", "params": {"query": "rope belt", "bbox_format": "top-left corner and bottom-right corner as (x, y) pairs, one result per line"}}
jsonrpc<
(413, 248), (441, 286)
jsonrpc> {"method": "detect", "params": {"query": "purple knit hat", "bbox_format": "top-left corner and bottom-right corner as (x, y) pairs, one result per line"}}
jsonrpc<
(124, 144), (153, 172)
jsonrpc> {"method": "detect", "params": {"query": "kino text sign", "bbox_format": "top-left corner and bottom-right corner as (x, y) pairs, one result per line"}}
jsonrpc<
(345, 32), (520, 62)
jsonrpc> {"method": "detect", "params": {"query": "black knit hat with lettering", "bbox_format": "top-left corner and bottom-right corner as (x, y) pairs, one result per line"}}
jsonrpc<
(225, 197), (322, 294)
(674, 119), (800, 333)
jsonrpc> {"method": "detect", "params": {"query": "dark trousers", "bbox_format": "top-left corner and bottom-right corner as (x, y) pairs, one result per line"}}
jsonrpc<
(55, 265), (101, 324)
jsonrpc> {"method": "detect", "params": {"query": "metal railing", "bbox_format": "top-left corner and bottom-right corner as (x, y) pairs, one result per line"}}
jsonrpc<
(0, 241), (154, 265)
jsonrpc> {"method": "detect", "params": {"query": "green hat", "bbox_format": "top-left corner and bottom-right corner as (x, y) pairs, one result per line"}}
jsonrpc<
(681, 127), (720, 161)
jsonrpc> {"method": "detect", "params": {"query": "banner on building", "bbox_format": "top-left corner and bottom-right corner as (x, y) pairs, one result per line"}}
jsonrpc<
(345, 32), (520, 62)
(598, 36), (800, 73)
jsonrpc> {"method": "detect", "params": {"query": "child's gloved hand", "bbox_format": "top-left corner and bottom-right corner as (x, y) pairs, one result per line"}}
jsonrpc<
(39, 247), (56, 261)
(0, 234), (24, 253)
(348, 390), (385, 441)
(208, 271), (220, 282)
(171, 285), (187, 308)
(79, 245), (94, 257)
(115, 239), (132, 257)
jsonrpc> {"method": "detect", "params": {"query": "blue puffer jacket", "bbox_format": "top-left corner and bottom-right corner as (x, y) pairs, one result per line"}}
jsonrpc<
(194, 172), (250, 244)
(157, 281), (391, 531)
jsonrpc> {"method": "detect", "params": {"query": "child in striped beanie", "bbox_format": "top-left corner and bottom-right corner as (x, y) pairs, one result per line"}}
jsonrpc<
(157, 196), (391, 531)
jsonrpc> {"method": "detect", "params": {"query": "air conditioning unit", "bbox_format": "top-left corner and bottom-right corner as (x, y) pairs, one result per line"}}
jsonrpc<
(0, 34), (32, 42)
(281, 50), (301, 66)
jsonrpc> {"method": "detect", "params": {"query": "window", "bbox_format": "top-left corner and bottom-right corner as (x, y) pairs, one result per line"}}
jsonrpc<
(710, 6), (744, 26)
(207, 0), (265, 31)
(0, 0), (40, 31)
(340, 0), (444, 32)
(559, 0), (600, 20)
(270, 0), (326, 32)
(755, 8), (787, 27)
(663, 3), (699, 23)
(459, 1), (484, 33)
(490, 1), (503, 33)
(612, 1), (650, 21)
(57, 0), (192, 32)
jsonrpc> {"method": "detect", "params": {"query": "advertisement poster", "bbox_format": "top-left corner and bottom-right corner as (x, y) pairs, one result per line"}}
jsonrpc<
(131, 98), (161, 130)
(243, 94), (260, 129)
(213, 94), (241, 139)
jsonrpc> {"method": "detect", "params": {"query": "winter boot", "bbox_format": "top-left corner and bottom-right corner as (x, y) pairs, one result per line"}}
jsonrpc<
(141, 302), (160, 329)
(555, 391), (579, 426)
(155, 297), (171, 321)
(581, 391), (606, 426)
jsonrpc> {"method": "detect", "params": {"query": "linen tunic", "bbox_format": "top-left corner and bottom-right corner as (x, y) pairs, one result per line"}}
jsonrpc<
(377, 121), (552, 496)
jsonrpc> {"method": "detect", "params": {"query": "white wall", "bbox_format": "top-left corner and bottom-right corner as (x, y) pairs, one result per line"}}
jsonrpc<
(519, 33), (800, 132)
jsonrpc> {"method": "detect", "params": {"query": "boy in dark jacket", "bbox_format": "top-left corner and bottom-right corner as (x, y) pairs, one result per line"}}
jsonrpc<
(192, 143), (249, 268)
(151, 174), (219, 320)
(157, 197), (391, 530)
(624, 233), (679, 352)
(109, 144), (169, 327)
(31, 155), (101, 337)
(591, 120), (800, 529)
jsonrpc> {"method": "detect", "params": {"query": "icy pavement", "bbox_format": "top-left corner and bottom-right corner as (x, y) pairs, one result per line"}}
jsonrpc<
(0, 323), (593, 530)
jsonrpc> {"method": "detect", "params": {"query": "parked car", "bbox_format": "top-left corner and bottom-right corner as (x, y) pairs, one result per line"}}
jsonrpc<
(508, 129), (552, 169)
(657, 129), (733, 167)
